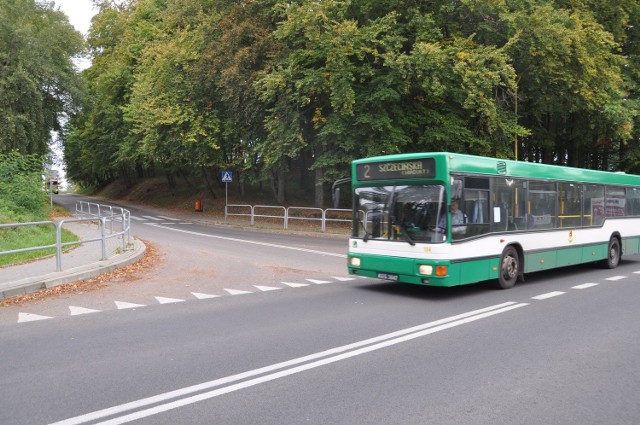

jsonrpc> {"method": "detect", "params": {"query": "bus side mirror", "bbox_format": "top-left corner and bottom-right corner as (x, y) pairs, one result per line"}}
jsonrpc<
(331, 177), (351, 209)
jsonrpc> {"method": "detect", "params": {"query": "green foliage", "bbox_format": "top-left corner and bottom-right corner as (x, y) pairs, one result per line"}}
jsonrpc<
(0, 152), (47, 218)
(63, 0), (640, 206)
(0, 0), (84, 156)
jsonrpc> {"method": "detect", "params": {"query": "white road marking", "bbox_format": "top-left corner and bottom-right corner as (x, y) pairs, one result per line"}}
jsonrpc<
(144, 223), (347, 258)
(141, 216), (162, 221)
(115, 301), (146, 310)
(306, 279), (331, 284)
(254, 285), (280, 292)
(281, 282), (309, 288)
(69, 306), (101, 316)
(154, 297), (185, 304)
(191, 292), (220, 300)
(605, 276), (627, 281)
(157, 216), (179, 221)
(51, 302), (527, 425)
(531, 291), (565, 300)
(130, 216), (146, 221)
(224, 288), (252, 295)
(572, 283), (599, 289)
(17, 312), (52, 323)
(332, 276), (356, 281)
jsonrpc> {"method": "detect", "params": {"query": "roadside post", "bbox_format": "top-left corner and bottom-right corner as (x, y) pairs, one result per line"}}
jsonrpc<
(222, 171), (232, 221)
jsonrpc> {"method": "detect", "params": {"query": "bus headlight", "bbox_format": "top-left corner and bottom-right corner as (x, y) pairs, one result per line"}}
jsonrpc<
(418, 265), (433, 275)
(350, 257), (361, 267)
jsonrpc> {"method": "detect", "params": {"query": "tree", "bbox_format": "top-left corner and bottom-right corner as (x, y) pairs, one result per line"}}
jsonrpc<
(0, 0), (84, 156)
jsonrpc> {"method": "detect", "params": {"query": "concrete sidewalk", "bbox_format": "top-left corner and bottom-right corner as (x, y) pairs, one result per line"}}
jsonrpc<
(0, 221), (146, 300)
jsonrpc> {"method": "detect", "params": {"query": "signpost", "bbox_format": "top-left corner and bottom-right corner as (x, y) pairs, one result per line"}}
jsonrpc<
(222, 171), (232, 220)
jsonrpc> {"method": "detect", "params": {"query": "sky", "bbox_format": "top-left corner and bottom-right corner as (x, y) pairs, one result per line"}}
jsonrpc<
(54, 0), (96, 36)
(49, 1), (97, 182)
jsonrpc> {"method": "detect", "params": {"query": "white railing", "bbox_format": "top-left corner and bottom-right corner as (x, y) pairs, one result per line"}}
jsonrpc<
(0, 201), (131, 272)
(225, 204), (351, 232)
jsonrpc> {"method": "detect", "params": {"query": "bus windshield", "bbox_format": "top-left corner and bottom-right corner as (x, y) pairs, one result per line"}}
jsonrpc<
(354, 184), (448, 244)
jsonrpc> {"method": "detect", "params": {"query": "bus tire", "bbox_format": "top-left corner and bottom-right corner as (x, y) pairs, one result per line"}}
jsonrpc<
(602, 237), (621, 269)
(496, 246), (519, 289)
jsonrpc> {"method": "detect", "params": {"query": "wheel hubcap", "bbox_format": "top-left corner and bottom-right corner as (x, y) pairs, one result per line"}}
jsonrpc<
(503, 256), (517, 279)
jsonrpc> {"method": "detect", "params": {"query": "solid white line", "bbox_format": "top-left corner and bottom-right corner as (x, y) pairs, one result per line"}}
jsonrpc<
(50, 302), (524, 425)
(572, 283), (599, 290)
(633, 271), (640, 274)
(98, 303), (530, 425)
(605, 276), (627, 281)
(144, 223), (347, 258)
(531, 291), (565, 300)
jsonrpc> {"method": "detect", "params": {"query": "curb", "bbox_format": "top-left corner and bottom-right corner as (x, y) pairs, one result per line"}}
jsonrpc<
(0, 239), (147, 300)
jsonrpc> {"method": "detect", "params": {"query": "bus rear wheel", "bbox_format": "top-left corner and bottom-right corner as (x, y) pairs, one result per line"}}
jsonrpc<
(602, 237), (621, 269)
(496, 246), (519, 289)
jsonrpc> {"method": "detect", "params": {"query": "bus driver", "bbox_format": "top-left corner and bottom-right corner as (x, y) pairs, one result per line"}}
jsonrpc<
(439, 200), (467, 233)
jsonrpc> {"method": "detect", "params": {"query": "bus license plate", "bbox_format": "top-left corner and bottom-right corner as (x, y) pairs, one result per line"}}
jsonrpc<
(377, 273), (398, 281)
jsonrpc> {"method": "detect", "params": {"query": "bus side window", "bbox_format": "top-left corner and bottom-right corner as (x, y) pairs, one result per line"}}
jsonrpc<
(458, 175), (490, 237)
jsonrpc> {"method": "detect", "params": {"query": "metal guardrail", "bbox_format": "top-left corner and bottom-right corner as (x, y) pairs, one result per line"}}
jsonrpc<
(225, 204), (351, 232)
(0, 201), (131, 272)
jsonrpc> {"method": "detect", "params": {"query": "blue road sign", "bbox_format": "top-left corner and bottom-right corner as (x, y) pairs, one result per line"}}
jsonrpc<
(222, 171), (233, 183)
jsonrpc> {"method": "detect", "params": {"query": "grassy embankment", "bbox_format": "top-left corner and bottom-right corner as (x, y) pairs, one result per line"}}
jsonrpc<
(0, 203), (79, 267)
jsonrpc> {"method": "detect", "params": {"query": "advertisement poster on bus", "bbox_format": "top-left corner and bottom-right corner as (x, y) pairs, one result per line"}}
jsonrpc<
(591, 197), (625, 217)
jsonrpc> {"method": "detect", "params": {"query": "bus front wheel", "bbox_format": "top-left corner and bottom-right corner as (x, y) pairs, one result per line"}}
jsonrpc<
(497, 246), (519, 289)
(602, 237), (621, 269)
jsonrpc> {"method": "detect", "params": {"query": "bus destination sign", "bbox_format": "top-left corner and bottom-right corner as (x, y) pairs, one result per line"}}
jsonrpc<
(356, 158), (435, 181)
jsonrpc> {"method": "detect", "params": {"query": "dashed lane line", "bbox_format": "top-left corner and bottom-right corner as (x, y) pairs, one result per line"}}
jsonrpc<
(572, 283), (599, 289)
(224, 288), (252, 296)
(254, 285), (281, 292)
(14, 273), (633, 324)
(306, 279), (332, 284)
(69, 306), (101, 316)
(115, 301), (146, 310)
(14, 276), (352, 324)
(155, 297), (185, 304)
(531, 291), (565, 300)
(191, 292), (220, 300)
(281, 282), (310, 288)
(17, 312), (52, 323)
(605, 275), (627, 281)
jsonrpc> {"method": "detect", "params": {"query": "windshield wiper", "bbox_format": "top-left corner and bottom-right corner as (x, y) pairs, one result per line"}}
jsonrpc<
(360, 220), (373, 242)
(399, 223), (416, 246)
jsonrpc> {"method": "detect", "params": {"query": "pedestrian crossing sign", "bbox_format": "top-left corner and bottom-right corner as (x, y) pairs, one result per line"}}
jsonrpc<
(222, 171), (232, 183)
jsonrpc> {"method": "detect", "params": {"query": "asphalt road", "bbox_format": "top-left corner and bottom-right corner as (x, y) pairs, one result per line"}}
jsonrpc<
(1, 195), (639, 424)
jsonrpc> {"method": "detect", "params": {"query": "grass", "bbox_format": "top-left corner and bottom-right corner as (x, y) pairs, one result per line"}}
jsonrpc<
(0, 205), (79, 267)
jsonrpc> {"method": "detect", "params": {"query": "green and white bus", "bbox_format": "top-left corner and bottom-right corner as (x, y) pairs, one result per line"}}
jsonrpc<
(346, 152), (640, 289)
